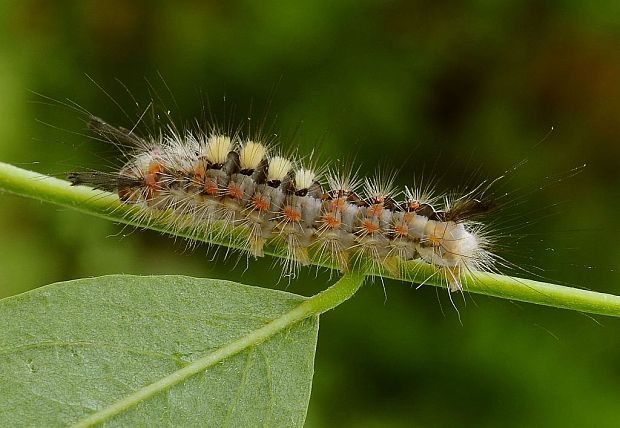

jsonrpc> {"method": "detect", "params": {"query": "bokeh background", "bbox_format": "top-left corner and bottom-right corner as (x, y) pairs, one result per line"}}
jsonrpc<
(2, 1), (620, 427)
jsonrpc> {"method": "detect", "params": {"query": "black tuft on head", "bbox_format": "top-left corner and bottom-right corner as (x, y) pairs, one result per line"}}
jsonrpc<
(444, 198), (497, 222)
(68, 171), (141, 192)
(88, 115), (146, 148)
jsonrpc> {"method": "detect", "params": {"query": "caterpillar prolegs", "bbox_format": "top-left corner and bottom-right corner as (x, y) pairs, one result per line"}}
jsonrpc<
(69, 115), (499, 291)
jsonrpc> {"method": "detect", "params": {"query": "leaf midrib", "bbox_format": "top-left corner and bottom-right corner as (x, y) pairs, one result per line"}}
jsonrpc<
(68, 272), (365, 427)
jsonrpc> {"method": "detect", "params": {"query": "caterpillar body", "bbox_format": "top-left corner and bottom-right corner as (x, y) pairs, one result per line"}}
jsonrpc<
(69, 115), (499, 291)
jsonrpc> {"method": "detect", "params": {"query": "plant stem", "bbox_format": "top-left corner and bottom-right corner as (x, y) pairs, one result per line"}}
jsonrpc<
(2, 162), (620, 317)
(70, 272), (366, 427)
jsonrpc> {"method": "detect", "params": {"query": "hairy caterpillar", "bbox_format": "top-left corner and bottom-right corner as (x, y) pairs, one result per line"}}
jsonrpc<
(68, 114), (502, 292)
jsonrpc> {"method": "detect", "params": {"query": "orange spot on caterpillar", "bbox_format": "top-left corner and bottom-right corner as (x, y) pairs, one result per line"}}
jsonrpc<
(367, 203), (383, 217)
(283, 206), (302, 222)
(361, 219), (379, 234)
(393, 224), (408, 237)
(144, 162), (163, 191)
(330, 198), (346, 211)
(144, 173), (160, 190)
(251, 195), (269, 212)
(149, 163), (163, 173)
(227, 183), (244, 200)
(322, 213), (341, 229)
(204, 180), (218, 195)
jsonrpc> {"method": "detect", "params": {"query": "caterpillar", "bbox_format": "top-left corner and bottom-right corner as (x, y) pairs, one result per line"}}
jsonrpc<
(68, 114), (501, 292)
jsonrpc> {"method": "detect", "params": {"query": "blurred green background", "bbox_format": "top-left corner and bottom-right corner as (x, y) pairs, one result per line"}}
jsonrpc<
(1, 1), (620, 427)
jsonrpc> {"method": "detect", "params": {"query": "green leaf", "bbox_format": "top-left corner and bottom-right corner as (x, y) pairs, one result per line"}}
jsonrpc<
(0, 275), (319, 427)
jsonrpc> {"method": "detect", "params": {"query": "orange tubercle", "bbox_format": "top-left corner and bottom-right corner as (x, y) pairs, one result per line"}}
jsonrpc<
(283, 206), (302, 222)
(251, 195), (269, 212)
(393, 224), (408, 237)
(204, 180), (219, 195)
(144, 173), (160, 191)
(361, 219), (380, 234)
(367, 203), (383, 218)
(322, 213), (341, 229)
(144, 162), (163, 190)
(227, 183), (244, 200)
(330, 198), (346, 211)
(147, 162), (164, 175)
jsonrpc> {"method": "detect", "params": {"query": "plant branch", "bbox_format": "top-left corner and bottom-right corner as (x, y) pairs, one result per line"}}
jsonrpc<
(2, 162), (620, 317)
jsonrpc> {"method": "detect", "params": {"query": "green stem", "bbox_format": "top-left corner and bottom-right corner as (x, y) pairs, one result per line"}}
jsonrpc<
(70, 272), (366, 427)
(2, 162), (620, 317)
